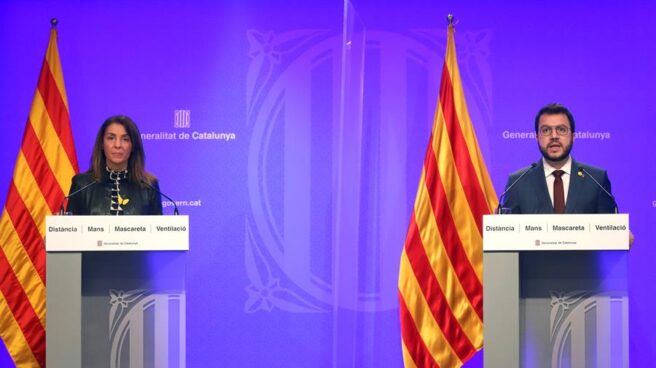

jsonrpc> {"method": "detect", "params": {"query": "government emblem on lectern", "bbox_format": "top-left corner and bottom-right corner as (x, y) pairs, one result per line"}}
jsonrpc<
(549, 291), (628, 367)
(108, 289), (186, 368)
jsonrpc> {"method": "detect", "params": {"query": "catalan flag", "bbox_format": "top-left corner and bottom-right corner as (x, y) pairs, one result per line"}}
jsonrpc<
(0, 23), (78, 367)
(398, 20), (497, 368)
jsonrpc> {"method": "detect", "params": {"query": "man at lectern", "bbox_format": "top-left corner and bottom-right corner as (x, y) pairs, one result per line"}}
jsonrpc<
(66, 115), (163, 215)
(500, 103), (617, 215)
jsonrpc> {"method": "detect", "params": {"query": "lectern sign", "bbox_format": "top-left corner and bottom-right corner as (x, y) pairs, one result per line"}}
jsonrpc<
(483, 214), (629, 251)
(45, 215), (189, 251)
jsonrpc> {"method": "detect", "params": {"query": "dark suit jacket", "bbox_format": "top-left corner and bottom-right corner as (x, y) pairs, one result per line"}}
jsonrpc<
(502, 159), (616, 214)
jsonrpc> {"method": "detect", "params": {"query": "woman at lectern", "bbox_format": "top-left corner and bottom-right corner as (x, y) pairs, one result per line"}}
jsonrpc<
(66, 115), (163, 215)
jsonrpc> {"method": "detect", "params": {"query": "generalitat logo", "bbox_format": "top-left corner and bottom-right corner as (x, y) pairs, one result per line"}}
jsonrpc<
(174, 109), (190, 128)
(244, 28), (492, 314)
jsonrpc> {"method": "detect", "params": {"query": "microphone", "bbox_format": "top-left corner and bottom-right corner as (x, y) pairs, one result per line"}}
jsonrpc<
(577, 167), (618, 214)
(59, 180), (98, 215)
(497, 163), (538, 214)
(141, 180), (179, 215)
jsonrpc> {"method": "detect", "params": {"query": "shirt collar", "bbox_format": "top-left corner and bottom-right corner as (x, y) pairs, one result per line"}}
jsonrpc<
(543, 156), (572, 177)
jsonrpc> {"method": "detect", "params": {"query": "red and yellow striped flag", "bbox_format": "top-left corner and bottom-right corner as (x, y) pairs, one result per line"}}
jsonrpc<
(0, 24), (78, 367)
(398, 22), (497, 368)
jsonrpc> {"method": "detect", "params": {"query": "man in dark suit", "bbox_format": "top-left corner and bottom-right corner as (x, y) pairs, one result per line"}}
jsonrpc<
(501, 103), (616, 214)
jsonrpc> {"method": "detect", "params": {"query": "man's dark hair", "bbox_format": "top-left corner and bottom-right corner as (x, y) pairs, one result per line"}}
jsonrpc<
(534, 103), (576, 133)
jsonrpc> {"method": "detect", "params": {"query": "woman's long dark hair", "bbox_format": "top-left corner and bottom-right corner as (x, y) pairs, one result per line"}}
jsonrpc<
(89, 115), (156, 186)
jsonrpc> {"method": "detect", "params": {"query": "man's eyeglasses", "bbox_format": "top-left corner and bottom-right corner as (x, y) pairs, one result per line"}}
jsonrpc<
(539, 125), (570, 137)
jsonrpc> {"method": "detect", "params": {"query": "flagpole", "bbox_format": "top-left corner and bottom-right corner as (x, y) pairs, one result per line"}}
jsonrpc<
(399, 10), (497, 367)
(0, 13), (78, 368)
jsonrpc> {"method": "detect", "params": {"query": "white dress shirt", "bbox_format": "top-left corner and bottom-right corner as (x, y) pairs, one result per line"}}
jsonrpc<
(543, 156), (572, 207)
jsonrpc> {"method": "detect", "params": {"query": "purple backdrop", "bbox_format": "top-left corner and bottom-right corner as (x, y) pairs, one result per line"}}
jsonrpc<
(1, 0), (654, 366)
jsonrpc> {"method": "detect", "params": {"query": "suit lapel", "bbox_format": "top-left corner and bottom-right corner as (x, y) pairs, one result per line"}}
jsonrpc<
(566, 159), (583, 214)
(531, 160), (553, 213)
